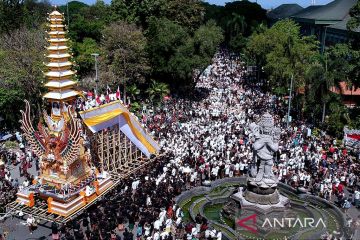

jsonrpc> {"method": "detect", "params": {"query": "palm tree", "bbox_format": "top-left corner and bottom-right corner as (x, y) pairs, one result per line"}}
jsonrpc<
(127, 84), (140, 101)
(146, 80), (170, 104)
(227, 13), (247, 40)
(305, 54), (341, 123)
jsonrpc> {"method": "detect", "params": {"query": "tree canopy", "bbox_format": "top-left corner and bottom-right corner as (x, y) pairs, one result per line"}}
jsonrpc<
(246, 20), (318, 89)
(0, 0), (50, 34)
(101, 21), (150, 88)
(0, 28), (46, 129)
(147, 18), (223, 90)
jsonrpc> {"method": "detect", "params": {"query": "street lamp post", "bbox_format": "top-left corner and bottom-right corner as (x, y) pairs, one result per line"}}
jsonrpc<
(91, 53), (99, 93)
(287, 74), (293, 128)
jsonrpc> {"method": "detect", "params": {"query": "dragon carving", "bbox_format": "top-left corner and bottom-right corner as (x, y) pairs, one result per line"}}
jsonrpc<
(20, 100), (82, 172)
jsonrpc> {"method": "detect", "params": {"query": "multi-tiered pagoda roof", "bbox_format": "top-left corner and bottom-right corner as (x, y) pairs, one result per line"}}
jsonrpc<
(43, 10), (78, 102)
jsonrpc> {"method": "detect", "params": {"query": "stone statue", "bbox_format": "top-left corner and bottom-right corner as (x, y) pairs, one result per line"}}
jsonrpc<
(243, 113), (281, 204)
(249, 113), (280, 188)
(223, 113), (289, 222)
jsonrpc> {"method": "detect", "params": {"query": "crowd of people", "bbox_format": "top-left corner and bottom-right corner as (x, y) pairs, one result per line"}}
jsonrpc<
(75, 87), (127, 112)
(1, 49), (360, 240)
(0, 135), (36, 214)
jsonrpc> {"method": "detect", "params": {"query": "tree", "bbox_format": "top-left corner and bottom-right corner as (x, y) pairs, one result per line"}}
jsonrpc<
(110, 0), (204, 31)
(147, 18), (223, 90)
(111, 0), (165, 27)
(68, 14), (104, 43)
(347, 1), (360, 32)
(229, 33), (247, 54)
(59, 1), (111, 43)
(202, 2), (224, 23)
(59, 1), (88, 26)
(72, 37), (101, 78)
(0, 0), (24, 34)
(164, 0), (204, 32)
(223, 1), (266, 24)
(127, 84), (140, 101)
(192, 20), (224, 77)
(326, 44), (357, 86)
(226, 13), (246, 40)
(82, 0), (111, 24)
(23, 0), (51, 29)
(346, 1), (360, 88)
(0, 27), (46, 129)
(147, 18), (190, 85)
(263, 20), (318, 89)
(101, 21), (150, 90)
(146, 80), (170, 103)
(221, 0), (266, 37)
(325, 99), (349, 138)
(245, 26), (269, 81)
(305, 54), (336, 123)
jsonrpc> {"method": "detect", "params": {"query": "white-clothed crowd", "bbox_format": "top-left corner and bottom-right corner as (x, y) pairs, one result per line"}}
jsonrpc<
(1, 50), (359, 240)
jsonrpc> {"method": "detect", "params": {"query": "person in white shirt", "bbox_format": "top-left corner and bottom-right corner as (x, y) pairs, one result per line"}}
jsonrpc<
(144, 223), (151, 236)
(159, 209), (166, 224)
(23, 179), (29, 187)
(26, 215), (36, 234)
(217, 231), (222, 240)
(146, 195), (152, 206)
(175, 217), (182, 226)
(160, 231), (169, 239)
(210, 229), (217, 238)
(354, 189), (360, 208)
(165, 218), (172, 229)
(153, 231), (160, 240)
(205, 229), (211, 238)
(153, 219), (161, 231)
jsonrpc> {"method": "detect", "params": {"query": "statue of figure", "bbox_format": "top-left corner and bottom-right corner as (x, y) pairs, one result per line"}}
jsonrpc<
(249, 113), (280, 188)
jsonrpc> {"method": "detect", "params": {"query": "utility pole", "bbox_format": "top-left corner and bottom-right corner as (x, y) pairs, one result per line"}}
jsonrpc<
(67, 0), (70, 28)
(287, 74), (293, 128)
(91, 53), (99, 93)
(123, 58), (127, 105)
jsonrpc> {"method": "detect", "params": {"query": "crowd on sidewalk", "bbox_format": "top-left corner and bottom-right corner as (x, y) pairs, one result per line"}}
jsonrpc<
(1, 50), (359, 240)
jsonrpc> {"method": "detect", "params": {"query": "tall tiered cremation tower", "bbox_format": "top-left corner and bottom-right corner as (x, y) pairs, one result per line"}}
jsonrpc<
(16, 9), (114, 217)
(13, 8), (160, 222)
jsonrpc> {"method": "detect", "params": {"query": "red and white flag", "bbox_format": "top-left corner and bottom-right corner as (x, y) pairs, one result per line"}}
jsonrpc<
(116, 86), (121, 100)
(142, 114), (147, 123)
(106, 85), (111, 102)
(95, 89), (101, 105)
(106, 85), (112, 94)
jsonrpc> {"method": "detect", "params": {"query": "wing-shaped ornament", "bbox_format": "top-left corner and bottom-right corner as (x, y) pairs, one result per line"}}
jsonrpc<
(60, 106), (82, 165)
(19, 100), (46, 157)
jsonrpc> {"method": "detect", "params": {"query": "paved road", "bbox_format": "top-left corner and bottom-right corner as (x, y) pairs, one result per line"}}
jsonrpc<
(1, 155), (51, 239)
(1, 217), (51, 240)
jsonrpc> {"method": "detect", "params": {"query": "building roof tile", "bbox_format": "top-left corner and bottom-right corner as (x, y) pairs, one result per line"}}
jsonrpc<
(292, 0), (357, 21)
